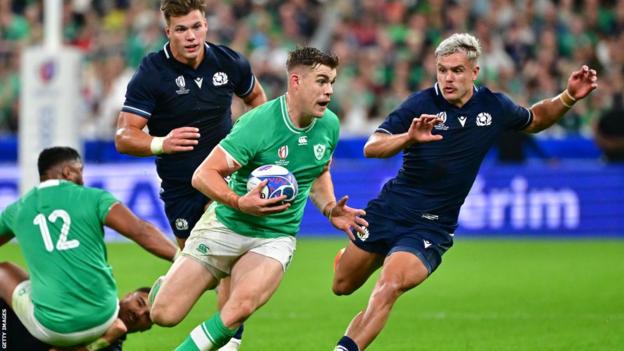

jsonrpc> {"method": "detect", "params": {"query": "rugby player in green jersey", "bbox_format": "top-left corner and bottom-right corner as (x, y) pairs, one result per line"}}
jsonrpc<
(0, 146), (177, 350)
(149, 47), (368, 351)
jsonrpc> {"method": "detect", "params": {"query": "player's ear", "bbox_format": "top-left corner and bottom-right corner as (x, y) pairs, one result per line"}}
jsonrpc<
(472, 64), (480, 80)
(289, 73), (300, 88)
(61, 164), (72, 180)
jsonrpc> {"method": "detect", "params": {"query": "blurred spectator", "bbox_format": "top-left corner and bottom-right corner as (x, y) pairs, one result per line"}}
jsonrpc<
(0, 0), (622, 145)
(593, 93), (624, 162)
(0, 52), (18, 134)
(495, 130), (550, 164)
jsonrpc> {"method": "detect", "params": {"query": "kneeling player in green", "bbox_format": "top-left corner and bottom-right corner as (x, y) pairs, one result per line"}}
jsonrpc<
(150, 47), (369, 351)
(0, 263), (153, 351)
(0, 147), (178, 349)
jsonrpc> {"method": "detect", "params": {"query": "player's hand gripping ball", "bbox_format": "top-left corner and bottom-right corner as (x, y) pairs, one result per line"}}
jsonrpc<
(246, 165), (298, 203)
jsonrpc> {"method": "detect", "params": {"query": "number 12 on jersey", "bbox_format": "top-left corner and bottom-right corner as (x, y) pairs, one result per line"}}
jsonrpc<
(33, 209), (80, 252)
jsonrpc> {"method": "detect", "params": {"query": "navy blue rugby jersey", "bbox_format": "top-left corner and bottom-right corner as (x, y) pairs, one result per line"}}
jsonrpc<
(371, 83), (532, 227)
(122, 42), (255, 193)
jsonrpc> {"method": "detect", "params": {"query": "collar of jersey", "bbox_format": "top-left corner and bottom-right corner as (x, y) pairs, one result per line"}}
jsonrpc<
(279, 95), (317, 134)
(433, 83), (479, 109)
(163, 42), (210, 71)
(38, 179), (63, 188)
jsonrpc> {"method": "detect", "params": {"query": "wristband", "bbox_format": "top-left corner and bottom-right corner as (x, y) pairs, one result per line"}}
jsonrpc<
(322, 201), (336, 218)
(150, 137), (164, 155)
(559, 89), (576, 108)
(86, 337), (110, 351)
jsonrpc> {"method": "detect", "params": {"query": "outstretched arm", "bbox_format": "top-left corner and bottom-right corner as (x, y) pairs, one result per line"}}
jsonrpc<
(114, 112), (200, 156)
(525, 65), (598, 133)
(105, 203), (177, 261)
(363, 115), (443, 158)
(309, 165), (368, 240)
(49, 319), (127, 351)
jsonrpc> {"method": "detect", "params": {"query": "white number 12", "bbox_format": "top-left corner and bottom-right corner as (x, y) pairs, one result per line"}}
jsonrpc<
(33, 210), (80, 252)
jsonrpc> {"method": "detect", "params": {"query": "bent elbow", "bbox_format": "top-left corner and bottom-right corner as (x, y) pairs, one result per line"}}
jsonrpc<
(191, 169), (203, 191)
(363, 146), (382, 158)
(114, 134), (128, 154)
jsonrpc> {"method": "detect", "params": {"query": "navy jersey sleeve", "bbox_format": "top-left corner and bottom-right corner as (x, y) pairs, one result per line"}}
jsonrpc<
(122, 58), (158, 118)
(376, 94), (419, 134)
(494, 92), (533, 130)
(218, 45), (256, 98)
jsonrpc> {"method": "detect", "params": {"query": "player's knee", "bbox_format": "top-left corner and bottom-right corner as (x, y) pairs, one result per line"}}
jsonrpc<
(150, 303), (182, 327)
(372, 279), (404, 304)
(332, 278), (357, 296)
(0, 261), (14, 272)
(224, 298), (256, 324)
(235, 299), (256, 320)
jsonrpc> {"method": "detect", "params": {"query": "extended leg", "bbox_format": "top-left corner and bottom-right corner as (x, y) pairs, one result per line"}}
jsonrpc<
(150, 256), (219, 327)
(336, 251), (429, 350)
(176, 252), (285, 351)
(332, 241), (384, 296)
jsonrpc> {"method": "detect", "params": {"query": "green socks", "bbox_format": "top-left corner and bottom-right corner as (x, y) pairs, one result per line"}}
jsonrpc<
(175, 313), (238, 351)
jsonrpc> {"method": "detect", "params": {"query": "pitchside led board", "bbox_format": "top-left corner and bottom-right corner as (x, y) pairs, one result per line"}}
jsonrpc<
(19, 46), (82, 194)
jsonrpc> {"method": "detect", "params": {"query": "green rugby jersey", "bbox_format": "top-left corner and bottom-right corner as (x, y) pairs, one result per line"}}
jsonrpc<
(218, 94), (340, 238)
(0, 180), (119, 333)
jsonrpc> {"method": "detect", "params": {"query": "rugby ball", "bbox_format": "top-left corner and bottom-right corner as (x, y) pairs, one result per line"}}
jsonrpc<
(246, 165), (298, 203)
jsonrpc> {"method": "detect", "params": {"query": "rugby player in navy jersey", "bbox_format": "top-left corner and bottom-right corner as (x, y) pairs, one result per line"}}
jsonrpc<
(331, 33), (598, 351)
(114, 1), (266, 350)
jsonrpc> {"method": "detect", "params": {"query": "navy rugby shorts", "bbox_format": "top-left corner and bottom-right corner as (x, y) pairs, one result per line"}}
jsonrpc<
(163, 189), (209, 238)
(353, 211), (454, 274)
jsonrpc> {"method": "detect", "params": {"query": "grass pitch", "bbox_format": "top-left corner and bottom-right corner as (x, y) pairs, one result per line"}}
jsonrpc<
(2, 238), (623, 350)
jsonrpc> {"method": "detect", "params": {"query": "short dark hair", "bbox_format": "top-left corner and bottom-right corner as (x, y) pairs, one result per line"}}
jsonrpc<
(286, 47), (340, 72)
(135, 287), (151, 294)
(160, 0), (206, 23)
(37, 147), (81, 177)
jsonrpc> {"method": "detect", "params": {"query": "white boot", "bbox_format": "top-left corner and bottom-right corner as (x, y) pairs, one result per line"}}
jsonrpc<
(218, 338), (242, 351)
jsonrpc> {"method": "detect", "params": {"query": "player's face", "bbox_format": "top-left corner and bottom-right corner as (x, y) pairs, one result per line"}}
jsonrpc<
(119, 291), (152, 333)
(165, 10), (207, 67)
(296, 64), (337, 118)
(436, 51), (479, 107)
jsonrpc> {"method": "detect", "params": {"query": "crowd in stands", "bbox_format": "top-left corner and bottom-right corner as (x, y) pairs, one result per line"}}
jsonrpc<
(0, 0), (623, 142)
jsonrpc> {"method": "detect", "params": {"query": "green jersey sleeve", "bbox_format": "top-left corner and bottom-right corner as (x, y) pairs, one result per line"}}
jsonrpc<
(94, 189), (120, 223)
(0, 202), (16, 237)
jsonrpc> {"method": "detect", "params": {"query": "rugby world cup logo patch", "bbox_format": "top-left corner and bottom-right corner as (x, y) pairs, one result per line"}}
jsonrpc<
(175, 75), (189, 95)
(278, 145), (288, 159)
(434, 111), (449, 130)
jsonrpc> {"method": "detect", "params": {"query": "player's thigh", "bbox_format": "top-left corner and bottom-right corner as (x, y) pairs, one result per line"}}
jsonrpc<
(0, 262), (28, 306)
(228, 252), (286, 309)
(231, 234), (296, 301)
(154, 256), (218, 316)
(334, 241), (384, 291)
